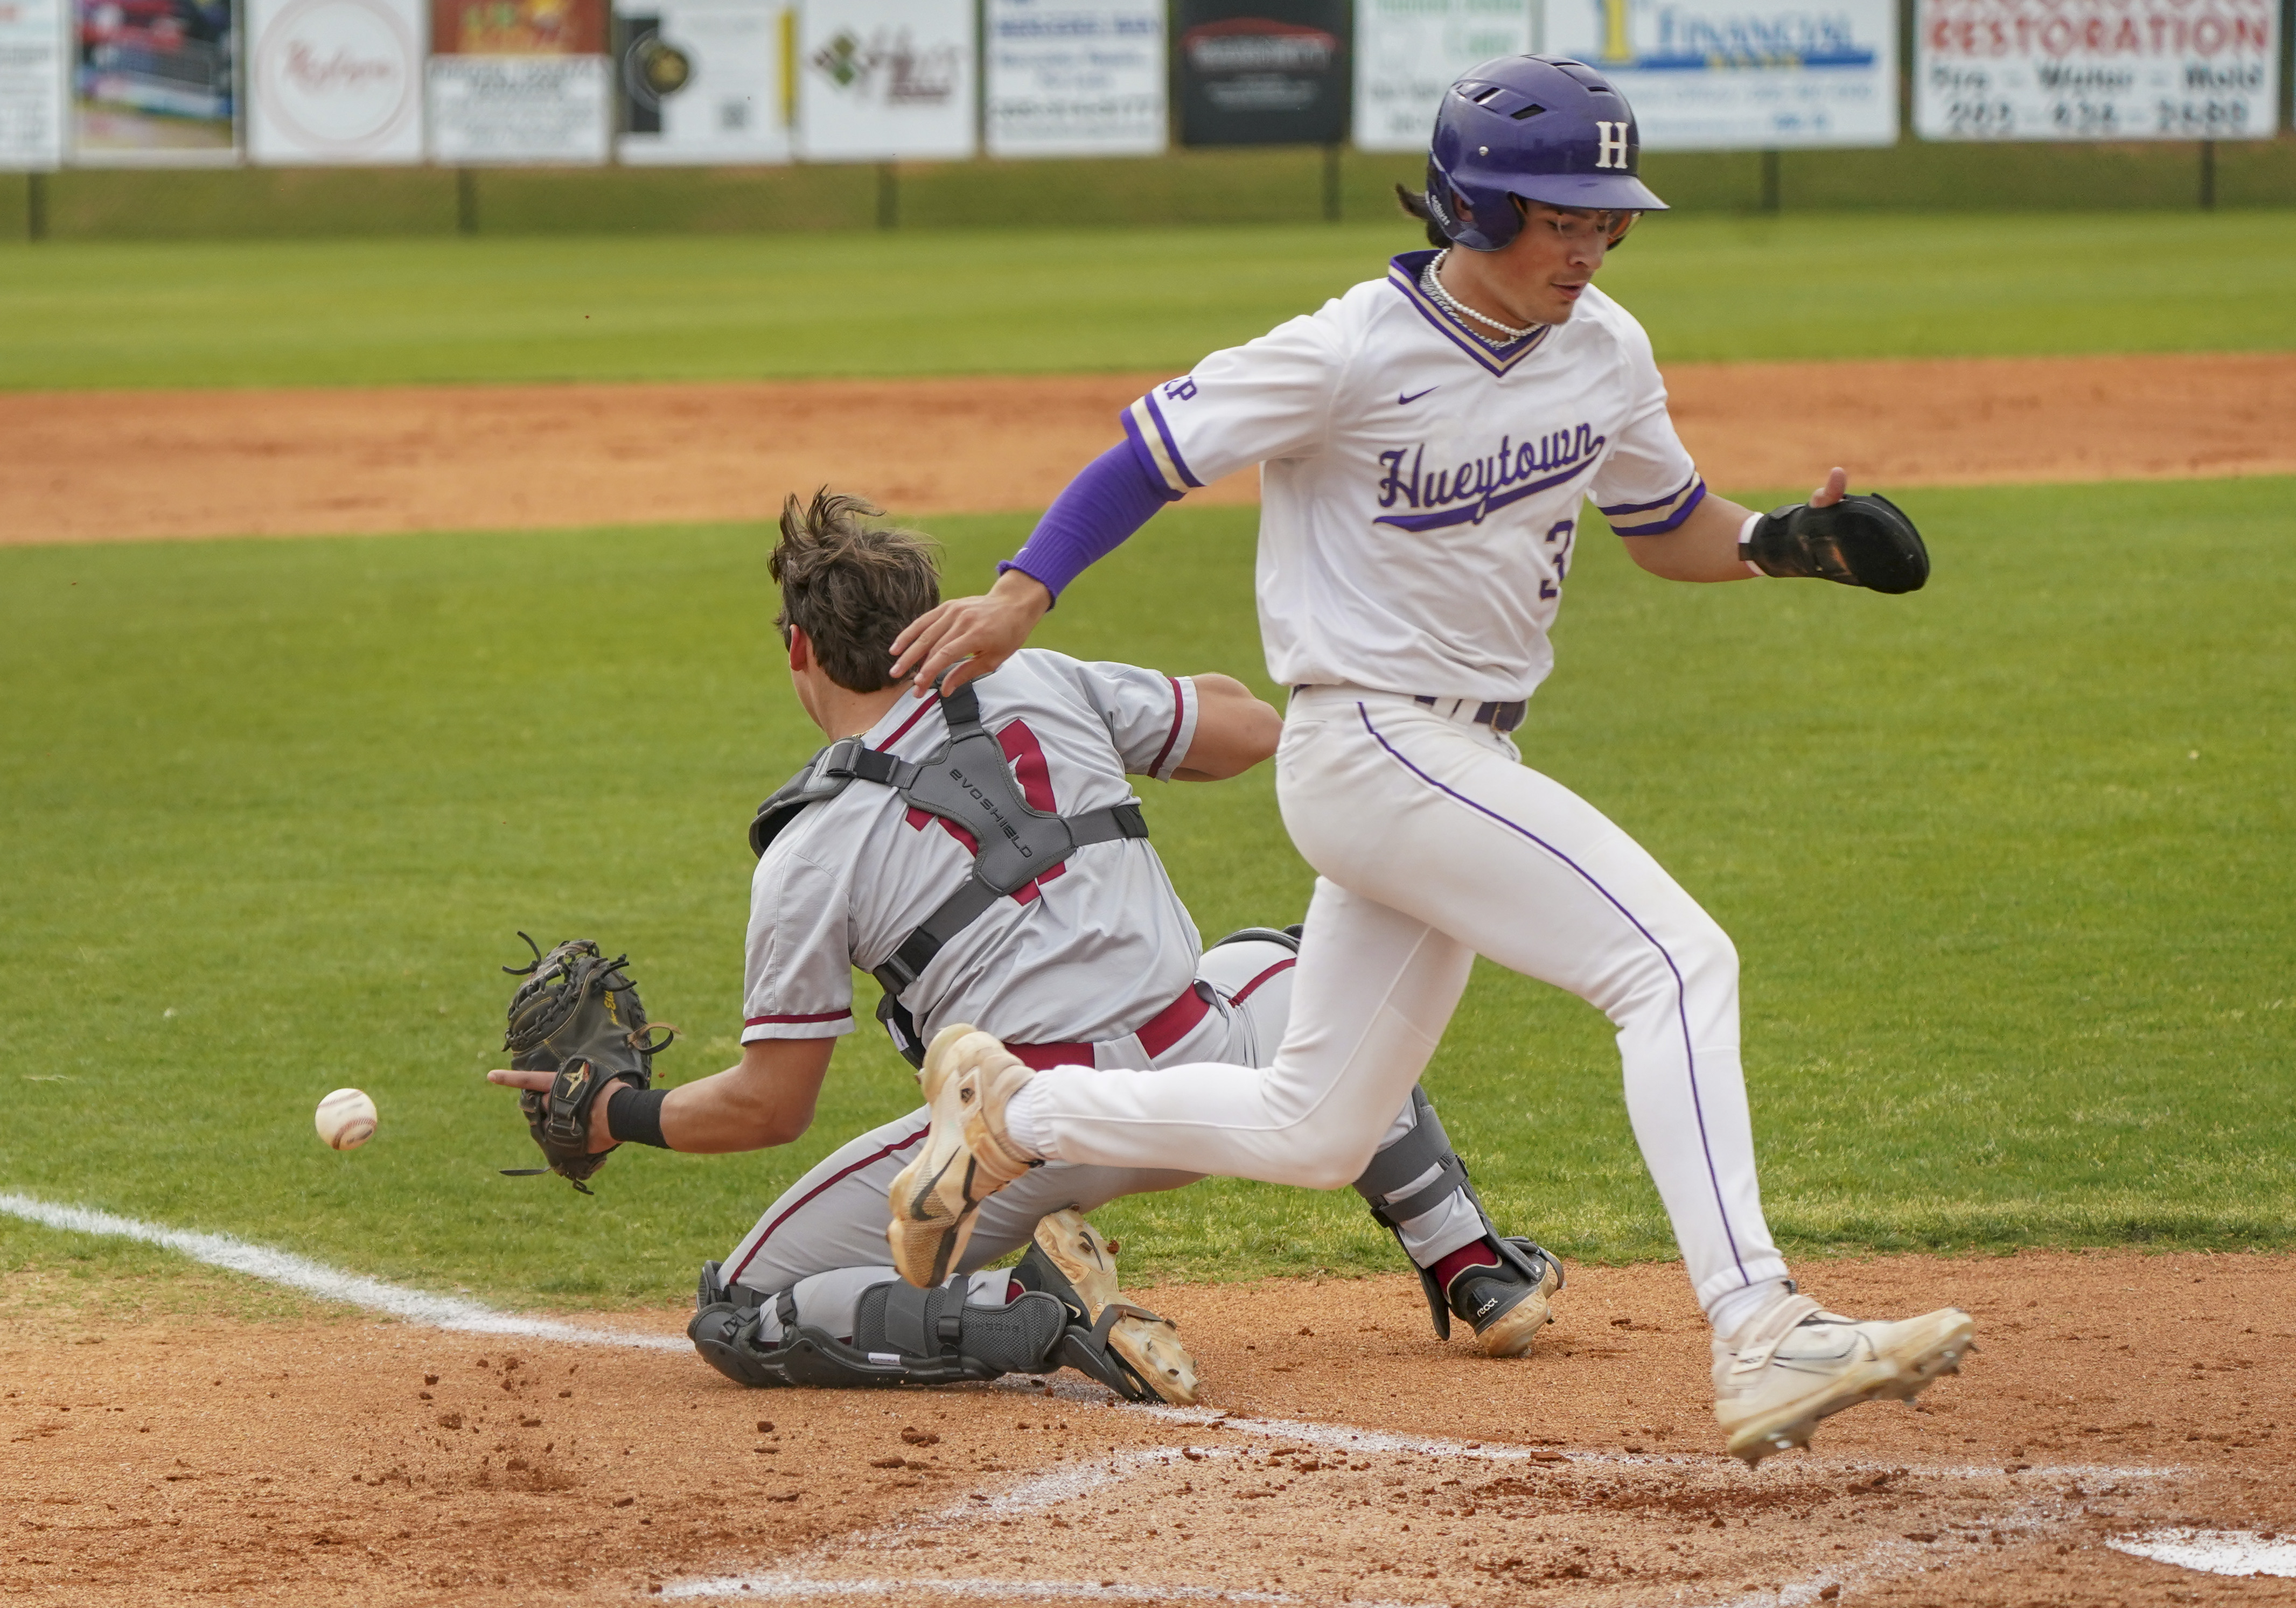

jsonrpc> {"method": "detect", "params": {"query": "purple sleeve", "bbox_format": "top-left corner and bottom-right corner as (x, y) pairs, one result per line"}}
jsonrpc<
(999, 437), (1181, 600)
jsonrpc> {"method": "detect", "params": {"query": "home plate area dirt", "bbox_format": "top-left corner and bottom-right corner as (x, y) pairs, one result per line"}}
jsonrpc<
(5, 1250), (2295, 1607)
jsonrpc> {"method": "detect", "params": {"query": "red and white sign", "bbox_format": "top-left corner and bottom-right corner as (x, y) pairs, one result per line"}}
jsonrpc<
(249, 0), (425, 163)
(1916, 0), (2279, 139)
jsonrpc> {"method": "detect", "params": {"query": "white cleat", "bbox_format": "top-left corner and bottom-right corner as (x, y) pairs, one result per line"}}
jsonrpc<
(1032, 1208), (1200, 1405)
(1713, 1292), (1976, 1466)
(885, 1024), (1037, 1288)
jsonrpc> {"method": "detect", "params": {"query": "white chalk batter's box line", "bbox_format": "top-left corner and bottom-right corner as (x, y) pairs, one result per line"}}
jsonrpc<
(0, 1192), (2196, 1606)
(662, 1423), (2175, 1605)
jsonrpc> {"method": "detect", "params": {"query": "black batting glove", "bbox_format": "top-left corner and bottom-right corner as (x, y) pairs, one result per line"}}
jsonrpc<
(1740, 492), (1929, 595)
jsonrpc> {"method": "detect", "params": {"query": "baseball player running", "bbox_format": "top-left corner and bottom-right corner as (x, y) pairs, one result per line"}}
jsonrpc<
(490, 490), (1565, 1402)
(882, 57), (1972, 1464)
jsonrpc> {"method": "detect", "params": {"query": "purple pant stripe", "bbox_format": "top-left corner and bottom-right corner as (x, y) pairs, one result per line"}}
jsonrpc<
(1354, 702), (1750, 1285)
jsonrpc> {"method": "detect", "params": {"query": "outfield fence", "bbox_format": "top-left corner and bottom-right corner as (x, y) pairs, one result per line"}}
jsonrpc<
(2, 131), (2292, 242)
(2, 0), (2292, 238)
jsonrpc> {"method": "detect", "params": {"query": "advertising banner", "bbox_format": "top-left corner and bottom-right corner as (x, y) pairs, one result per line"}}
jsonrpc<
(986, 0), (1164, 157)
(1174, 0), (1351, 145)
(1915, 0), (2278, 140)
(426, 0), (608, 162)
(428, 51), (608, 157)
(797, 0), (976, 161)
(247, 0), (424, 163)
(1543, 0), (1899, 149)
(72, 0), (239, 162)
(1353, 0), (1531, 152)
(0, 0), (68, 169)
(615, 0), (789, 163)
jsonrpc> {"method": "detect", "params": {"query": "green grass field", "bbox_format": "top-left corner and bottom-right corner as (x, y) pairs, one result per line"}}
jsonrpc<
(5, 477), (2290, 1308)
(3, 210), (2295, 390)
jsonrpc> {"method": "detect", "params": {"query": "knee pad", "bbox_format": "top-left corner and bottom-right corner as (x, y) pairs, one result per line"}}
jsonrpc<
(689, 1260), (796, 1388)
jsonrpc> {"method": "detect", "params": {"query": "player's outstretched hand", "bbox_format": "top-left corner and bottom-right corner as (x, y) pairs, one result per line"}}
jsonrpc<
(889, 570), (1054, 696)
(1740, 467), (1928, 594)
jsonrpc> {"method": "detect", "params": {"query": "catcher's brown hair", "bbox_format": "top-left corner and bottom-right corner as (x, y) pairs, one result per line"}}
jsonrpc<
(771, 488), (942, 693)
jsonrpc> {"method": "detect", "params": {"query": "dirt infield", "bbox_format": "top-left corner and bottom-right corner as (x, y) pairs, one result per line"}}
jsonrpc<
(5, 353), (2294, 546)
(6, 1249), (2293, 1606)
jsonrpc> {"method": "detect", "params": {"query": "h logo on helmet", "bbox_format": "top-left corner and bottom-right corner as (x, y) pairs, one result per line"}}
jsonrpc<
(1593, 121), (1630, 169)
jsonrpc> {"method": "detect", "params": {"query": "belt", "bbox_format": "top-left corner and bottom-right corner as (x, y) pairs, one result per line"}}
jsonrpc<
(1413, 694), (1527, 733)
(1004, 981), (1212, 1071)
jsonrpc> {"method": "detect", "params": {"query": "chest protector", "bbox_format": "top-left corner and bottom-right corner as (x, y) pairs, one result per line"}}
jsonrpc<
(748, 676), (1149, 1061)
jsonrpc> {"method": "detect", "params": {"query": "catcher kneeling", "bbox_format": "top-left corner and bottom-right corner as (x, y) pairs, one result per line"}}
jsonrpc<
(488, 490), (1565, 1403)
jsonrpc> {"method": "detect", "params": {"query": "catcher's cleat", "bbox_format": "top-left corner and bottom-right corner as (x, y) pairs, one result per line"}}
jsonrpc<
(885, 1024), (1037, 1288)
(1712, 1293), (1975, 1466)
(1446, 1238), (1564, 1358)
(1020, 1208), (1200, 1405)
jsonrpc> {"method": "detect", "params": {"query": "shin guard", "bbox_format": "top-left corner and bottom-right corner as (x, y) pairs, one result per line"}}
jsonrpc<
(1351, 1087), (1559, 1339)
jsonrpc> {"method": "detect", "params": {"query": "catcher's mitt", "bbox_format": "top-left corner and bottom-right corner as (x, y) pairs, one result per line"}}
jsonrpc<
(498, 933), (674, 1194)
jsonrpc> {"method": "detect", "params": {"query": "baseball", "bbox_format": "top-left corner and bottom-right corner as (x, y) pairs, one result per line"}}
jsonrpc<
(315, 1087), (378, 1150)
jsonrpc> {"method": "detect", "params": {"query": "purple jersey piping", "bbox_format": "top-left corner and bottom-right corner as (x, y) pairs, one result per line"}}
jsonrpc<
(1386, 251), (1553, 378)
(1113, 421), (1174, 492)
(1353, 700), (1752, 1286)
(1136, 391), (1204, 489)
(1598, 476), (1704, 516)
(1613, 482), (1707, 534)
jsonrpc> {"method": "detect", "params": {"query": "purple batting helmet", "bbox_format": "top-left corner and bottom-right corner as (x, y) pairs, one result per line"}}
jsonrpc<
(1424, 55), (1667, 252)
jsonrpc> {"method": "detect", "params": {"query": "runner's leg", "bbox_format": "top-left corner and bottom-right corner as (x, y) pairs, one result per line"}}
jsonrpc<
(1010, 693), (1786, 1309)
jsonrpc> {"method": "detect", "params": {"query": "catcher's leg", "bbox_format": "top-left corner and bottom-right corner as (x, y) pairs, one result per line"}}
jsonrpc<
(700, 1112), (1201, 1396)
(1352, 1086), (1563, 1355)
(720, 1103), (1201, 1302)
(690, 1261), (1072, 1389)
(1204, 925), (1564, 1357)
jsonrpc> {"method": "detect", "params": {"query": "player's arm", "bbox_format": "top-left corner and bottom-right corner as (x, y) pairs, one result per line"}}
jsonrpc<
(1168, 673), (1281, 782)
(486, 1038), (834, 1156)
(489, 846), (854, 1155)
(890, 438), (1176, 695)
(896, 326), (1336, 695)
(1620, 467), (1929, 593)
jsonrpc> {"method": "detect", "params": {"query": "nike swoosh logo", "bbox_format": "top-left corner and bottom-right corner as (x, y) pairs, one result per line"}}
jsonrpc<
(1398, 387), (1438, 406)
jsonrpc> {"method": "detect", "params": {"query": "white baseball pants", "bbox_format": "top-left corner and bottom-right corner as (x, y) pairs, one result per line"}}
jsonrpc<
(722, 933), (1485, 1341)
(1018, 687), (1789, 1313)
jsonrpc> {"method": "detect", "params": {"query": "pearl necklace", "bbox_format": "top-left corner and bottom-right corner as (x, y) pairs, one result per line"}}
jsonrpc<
(1420, 250), (1540, 346)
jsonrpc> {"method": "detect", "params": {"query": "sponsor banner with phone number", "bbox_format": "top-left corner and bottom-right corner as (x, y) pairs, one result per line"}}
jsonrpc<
(1916, 0), (2278, 141)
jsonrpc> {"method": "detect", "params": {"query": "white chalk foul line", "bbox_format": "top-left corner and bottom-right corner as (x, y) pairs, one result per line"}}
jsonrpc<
(0, 1190), (686, 1351)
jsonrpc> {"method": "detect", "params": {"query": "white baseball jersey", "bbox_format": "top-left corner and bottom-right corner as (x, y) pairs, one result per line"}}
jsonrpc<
(741, 649), (1203, 1049)
(1122, 249), (1705, 704)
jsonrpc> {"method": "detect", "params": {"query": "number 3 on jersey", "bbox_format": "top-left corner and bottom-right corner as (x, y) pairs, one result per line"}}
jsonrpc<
(1540, 520), (1576, 600)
